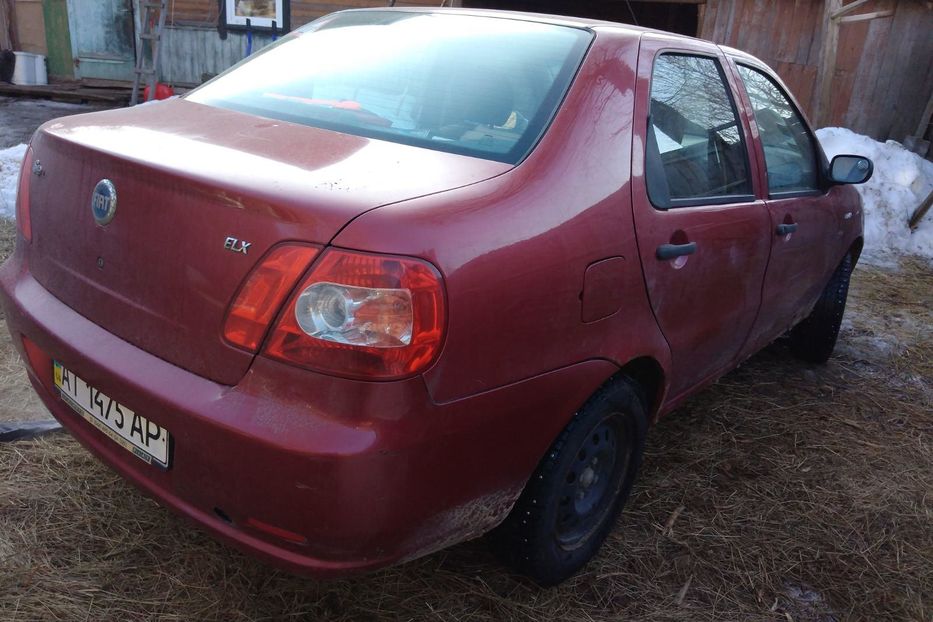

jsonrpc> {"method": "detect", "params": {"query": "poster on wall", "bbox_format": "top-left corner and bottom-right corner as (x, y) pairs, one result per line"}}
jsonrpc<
(224, 0), (289, 31)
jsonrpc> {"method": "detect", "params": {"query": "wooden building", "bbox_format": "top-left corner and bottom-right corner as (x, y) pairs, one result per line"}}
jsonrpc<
(2, 0), (931, 147)
(698, 0), (932, 151)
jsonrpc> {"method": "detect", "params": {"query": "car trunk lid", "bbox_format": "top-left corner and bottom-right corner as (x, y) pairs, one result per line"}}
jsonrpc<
(26, 99), (509, 385)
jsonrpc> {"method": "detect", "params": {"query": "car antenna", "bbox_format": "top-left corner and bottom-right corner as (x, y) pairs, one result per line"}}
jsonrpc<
(626, 1), (639, 26)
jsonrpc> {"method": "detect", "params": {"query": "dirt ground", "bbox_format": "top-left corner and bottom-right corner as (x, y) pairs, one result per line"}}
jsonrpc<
(0, 97), (109, 147)
(0, 208), (930, 620)
(0, 221), (46, 423)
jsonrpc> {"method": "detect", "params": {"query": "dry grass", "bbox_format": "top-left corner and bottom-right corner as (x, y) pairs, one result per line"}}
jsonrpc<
(0, 248), (930, 621)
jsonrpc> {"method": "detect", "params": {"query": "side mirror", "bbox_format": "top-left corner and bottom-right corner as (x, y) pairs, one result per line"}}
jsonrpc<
(829, 154), (873, 185)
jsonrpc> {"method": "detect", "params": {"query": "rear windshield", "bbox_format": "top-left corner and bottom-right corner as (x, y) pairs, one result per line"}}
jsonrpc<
(187, 12), (592, 164)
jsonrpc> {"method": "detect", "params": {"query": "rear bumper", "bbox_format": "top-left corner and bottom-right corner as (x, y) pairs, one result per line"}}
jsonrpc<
(0, 251), (616, 576)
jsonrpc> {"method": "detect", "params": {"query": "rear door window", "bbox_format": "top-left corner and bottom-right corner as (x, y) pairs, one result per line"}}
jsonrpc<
(646, 53), (753, 209)
(736, 64), (819, 194)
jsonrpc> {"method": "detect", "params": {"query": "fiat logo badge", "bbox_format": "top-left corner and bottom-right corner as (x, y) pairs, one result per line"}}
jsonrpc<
(91, 179), (117, 226)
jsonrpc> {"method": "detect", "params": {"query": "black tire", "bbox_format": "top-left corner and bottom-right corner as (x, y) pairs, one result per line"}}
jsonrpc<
(788, 253), (853, 363)
(490, 377), (648, 586)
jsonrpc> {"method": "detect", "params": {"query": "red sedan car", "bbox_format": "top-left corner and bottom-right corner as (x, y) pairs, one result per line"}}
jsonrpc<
(1, 8), (872, 585)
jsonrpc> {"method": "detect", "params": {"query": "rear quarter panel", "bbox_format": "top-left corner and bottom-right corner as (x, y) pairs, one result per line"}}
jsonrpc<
(333, 29), (671, 406)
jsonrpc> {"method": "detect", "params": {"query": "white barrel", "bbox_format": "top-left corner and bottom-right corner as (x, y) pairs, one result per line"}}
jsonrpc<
(12, 52), (48, 86)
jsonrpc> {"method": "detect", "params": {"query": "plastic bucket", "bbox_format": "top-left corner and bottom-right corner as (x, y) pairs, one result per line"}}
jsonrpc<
(12, 52), (48, 86)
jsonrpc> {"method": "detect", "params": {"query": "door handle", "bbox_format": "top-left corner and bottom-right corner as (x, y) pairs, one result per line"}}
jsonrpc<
(656, 242), (697, 260)
(776, 223), (798, 235)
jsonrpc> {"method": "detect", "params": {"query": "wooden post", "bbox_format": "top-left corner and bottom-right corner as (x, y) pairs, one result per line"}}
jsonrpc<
(814, 0), (842, 128)
(814, 0), (898, 129)
(915, 94), (933, 139)
(909, 189), (933, 231)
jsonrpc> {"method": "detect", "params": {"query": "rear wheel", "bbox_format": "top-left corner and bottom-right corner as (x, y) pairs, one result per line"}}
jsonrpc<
(490, 377), (647, 586)
(788, 253), (853, 363)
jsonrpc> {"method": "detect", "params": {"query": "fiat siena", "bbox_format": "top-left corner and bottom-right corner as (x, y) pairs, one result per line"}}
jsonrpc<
(0, 8), (872, 585)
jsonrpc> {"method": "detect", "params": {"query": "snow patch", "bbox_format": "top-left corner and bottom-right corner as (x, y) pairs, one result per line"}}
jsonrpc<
(135, 95), (179, 107)
(816, 127), (933, 264)
(0, 143), (28, 221)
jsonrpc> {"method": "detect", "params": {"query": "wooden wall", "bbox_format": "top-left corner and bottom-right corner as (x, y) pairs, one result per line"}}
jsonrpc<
(11, 0), (46, 54)
(168, 0), (445, 28)
(159, 0), (445, 84)
(699, 0), (933, 142)
(0, 0), (15, 49)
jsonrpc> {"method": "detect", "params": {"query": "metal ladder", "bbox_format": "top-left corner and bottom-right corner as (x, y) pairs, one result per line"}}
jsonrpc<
(130, 0), (168, 106)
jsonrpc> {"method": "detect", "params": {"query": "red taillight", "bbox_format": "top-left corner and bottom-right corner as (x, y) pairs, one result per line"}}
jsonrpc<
(223, 244), (320, 351)
(15, 146), (33, 242)
(264, 248), (446, 380)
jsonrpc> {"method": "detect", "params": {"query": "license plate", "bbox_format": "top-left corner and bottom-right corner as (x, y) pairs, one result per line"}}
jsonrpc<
(53, 361), (170, 468)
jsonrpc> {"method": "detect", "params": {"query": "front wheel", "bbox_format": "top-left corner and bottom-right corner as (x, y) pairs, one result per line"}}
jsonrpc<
(788, 253), (854, 363)
(490, 377), (647, 586)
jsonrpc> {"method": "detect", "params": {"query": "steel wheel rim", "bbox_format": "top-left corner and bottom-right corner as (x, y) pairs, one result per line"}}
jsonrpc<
(555, 413), (630, 550)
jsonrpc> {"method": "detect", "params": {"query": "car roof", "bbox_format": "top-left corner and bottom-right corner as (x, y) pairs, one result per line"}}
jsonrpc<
(329, 8), (778, 76)
(336, 7), (710, 43)
(719, 44), (765, 65)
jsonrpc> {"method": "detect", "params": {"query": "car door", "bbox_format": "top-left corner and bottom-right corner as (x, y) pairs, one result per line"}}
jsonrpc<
(631, 35), (771, 400)
(727, 59), (842, 353)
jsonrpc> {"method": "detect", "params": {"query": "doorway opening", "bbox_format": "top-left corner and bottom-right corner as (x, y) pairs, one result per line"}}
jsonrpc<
(461, 1), (700, 37)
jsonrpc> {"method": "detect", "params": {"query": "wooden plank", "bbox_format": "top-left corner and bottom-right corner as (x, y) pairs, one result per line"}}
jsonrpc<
(830, 0), (870, 19)
(813, 0), (842, 126)
(169, 0), (439, 26)
(159, 25), (274, 85)
(710, 0), (731, 43)
(830, 8), (870, 126)
(0, 81), (129, 102)
(797, 63), (818, 117)
(741, 0), (767, 56)
(733, 0), (752, 49)
(763, 0), (785, 60)
(908, 190), (933, 231)
(168, 0), (216, 25)
(41, 0), (74, 78)
(709, 0), (727, 42)
(722, 0), (738, 46)
(716, 0), (733, 44)
(882, 1), (933, 141)
(869, 1), (908, 137)
(794, 0), (822, 66)
(292, 0), (444, 26)
(0, 0), (15, 50)
(790, 0), (810, 65)
(700, 0), (721, 41)
(915, 93), (933, 138)
(774, 0), (794, 62)
(845, 4), (893, 133)
(836, 13), (867, 73)
(838, 10), (894, 23)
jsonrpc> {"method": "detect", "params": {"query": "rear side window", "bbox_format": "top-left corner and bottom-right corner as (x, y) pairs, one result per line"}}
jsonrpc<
(187, 12), (591, 164)
(646, 53), (752, 209)
(736, 64), (818, 194)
